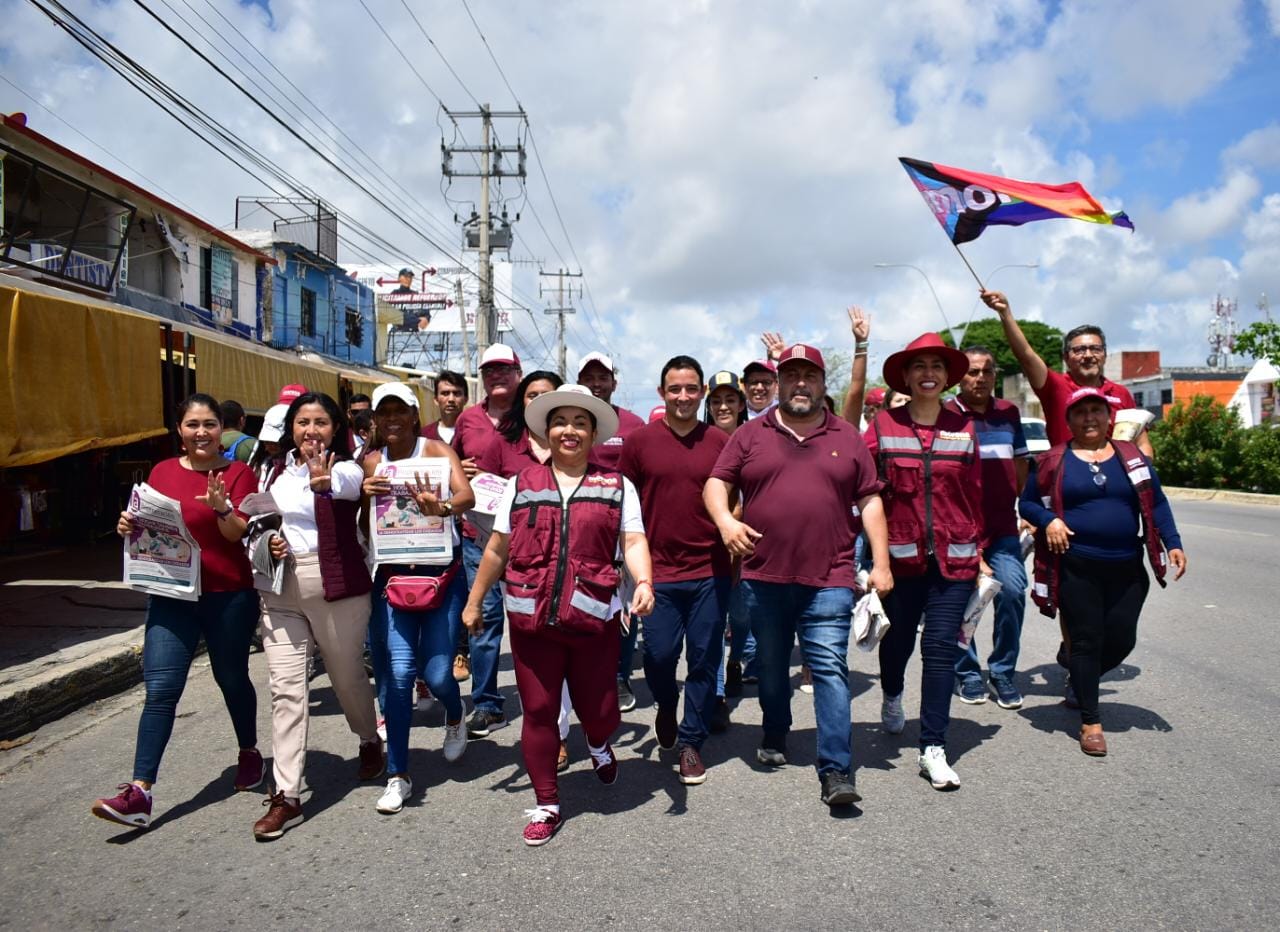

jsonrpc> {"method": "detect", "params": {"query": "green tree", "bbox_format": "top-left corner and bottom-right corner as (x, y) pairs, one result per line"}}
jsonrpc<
(1238, 425), (1280, 493)
(941, 319), (1064, 397)
(1148, 395), (1245, 489)
(1235, 321), (1280, 363)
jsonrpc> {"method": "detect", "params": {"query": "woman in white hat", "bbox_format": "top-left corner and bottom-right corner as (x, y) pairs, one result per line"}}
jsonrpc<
(360, 382), (475, 814)
(462, 384), (655, 846)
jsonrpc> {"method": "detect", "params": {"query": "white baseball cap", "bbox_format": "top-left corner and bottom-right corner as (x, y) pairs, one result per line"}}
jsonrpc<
(372, 382), (419, 410)
(577, 351), (616, 376)
(259, 403), (290, 443)
(479, 344), (521, 368)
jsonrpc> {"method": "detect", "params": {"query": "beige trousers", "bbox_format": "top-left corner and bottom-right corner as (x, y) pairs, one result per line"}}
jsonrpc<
(261, 552), (377, 797)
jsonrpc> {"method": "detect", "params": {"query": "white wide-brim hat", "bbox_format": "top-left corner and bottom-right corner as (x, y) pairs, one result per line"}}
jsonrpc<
(524, 384), (619, 445)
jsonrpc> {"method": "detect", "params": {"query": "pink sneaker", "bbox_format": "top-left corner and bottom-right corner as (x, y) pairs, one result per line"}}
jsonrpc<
(522, 806), (561, 846)
(234, 748), (265, 791)
(589, 742), (618, 785)
(92, 784), (152, 829)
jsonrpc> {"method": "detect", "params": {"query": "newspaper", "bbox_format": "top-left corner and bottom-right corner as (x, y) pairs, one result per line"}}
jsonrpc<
(469, 471), (509, 517)
(957, 575), (1002, 648)
(1112, 408), (1154, 443)
(122, 482), (202, 601)
(238, 490), (286, 595)
(370, 457), (454, 566)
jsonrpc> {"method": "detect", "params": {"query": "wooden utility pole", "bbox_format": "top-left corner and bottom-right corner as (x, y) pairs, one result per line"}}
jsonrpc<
(540, 268), (583, 380)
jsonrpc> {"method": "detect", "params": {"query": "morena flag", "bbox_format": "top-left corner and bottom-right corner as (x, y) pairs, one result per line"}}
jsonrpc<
(899, 157), (1134, 246)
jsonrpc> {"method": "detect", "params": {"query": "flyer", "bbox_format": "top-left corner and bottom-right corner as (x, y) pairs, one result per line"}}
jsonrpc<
(370, 457), (454, 565)
(122, 482), (202, 601)
(468, 471), (510, 517)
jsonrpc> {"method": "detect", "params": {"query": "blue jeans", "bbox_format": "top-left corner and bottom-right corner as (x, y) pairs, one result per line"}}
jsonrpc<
(133, 590), (259, 783)
(740, 580), (854, 776)
(618, 612), (640, 682)
(716, 581), (756, 696)
(642, 576), (730, 749)
(955, 535), (1028, 687)
(880, 562), (970, 749)
(369, 565), (466, 775)
(461, 536), (505, 714)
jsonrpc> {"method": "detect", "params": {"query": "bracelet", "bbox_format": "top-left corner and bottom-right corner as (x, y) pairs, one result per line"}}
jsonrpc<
(214, 505), (233, 518)
(634, 578), (653, 588)
(854, 351), (868, 358)
(855, 341), (869, 351)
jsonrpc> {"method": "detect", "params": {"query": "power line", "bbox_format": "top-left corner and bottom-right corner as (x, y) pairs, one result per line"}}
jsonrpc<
(459, 0), (522, 107)
(398, 0), (480, 108)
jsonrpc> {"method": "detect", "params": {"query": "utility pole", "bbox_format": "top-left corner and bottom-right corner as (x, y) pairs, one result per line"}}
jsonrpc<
(441, 105), (526, 365)
(539, 268), (583, 379)
(455, 278), (471, 378)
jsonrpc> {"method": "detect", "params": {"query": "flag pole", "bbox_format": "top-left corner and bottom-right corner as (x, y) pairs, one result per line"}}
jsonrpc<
(952, 243), (986, 290)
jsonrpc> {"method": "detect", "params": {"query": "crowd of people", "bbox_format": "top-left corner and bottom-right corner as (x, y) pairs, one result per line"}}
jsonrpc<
(90, 289), (1188, 846)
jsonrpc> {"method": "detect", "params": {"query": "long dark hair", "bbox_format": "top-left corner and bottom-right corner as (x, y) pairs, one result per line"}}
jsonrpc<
(279, 392), (352, 462)
(702, 387), (747, 428)
(500, 370), (563, 444)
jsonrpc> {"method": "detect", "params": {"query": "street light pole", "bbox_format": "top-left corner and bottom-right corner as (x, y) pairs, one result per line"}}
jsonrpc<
(874, 262), (958, 343)
(956, 262), (1039, 345)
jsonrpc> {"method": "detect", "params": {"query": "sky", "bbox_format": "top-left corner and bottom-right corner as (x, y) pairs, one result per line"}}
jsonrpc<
(3, 0), (1279, 410)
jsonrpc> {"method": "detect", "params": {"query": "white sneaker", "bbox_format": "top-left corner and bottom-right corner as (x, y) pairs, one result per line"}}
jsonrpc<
(881, 692), (905, 734)
(415, 680), (435, 712)
(375, 775), (412, 814)
(918, 745), (960, 790)
(443, 718), (467, 763)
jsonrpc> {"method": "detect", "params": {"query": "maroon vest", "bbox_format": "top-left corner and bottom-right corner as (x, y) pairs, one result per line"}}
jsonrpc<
(1029, 439), (1167, 618)
(504, 464), (623, 636)
(872, 407), (983, 580)
(266, 461), (372, 603)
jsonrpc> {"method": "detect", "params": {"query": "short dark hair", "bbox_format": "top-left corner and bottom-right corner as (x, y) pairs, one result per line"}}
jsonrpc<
(279, 392), (353, 462)
(1062, 325), (1106, 356)
(219, 399), (245, 426)
(435, 370), (469, 399)
(178, 393), (222, 425)
(660, 355), (704, 387)
(348, 393), (372, 408)
(351, 409), (373, 433)
(961, 345), (998, 369)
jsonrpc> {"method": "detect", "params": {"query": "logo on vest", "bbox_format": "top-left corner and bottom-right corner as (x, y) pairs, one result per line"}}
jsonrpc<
(939, 430), (970, 441)
(583, 473), (620, 487)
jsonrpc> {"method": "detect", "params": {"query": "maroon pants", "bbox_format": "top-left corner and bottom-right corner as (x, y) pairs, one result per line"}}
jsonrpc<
(510, 618), (621, 807)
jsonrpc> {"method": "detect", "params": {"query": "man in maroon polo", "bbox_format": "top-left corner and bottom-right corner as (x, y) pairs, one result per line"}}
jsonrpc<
(421, 370), (468, 444)
(981, 290), (1152, 455)
(619, 354), (732, 786)
(453, 344), (522, 737)
(577, 351), (646, 470)
(705, 344), (891, 808)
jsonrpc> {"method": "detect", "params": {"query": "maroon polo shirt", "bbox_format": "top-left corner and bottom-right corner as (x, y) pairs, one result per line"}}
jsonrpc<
(476, 430), (546, 479)
(1036, 369), (1137, 446)
(944, 396), (1028, 542)
(590, 404), (646, 470)
(619, 419), (731, 583)
(451, 401), (506, 539)
(710, 409), (882, 589)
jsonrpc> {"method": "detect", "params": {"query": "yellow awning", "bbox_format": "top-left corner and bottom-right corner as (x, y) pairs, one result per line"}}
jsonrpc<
(0, 286), (167, 468)
(197, 336), (340, 415)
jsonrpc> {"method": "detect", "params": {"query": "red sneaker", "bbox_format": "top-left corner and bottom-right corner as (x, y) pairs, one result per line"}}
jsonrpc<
(589, 742), (618, 785)
(234, 748), (265, 791)
(91, 783), (151, 829)
(522, 806), (562, 846)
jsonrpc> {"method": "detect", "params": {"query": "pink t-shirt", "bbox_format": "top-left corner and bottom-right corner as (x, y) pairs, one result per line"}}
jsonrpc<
(710, 410), (882, 589)
(619, 420), (731, 583)
(146, 458), (255, 592)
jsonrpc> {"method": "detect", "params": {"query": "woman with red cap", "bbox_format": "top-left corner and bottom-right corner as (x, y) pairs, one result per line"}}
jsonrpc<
(1019, 387), (1186, 757)
(865, 333), (986, 791)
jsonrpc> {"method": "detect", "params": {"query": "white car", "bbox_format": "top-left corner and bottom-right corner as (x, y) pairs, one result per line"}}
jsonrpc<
(1022, 417), (1050, 453)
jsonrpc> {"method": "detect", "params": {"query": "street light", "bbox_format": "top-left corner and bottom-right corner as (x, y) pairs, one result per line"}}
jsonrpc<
(873, 262), (957, 343)
(957, 262), (1039, 345)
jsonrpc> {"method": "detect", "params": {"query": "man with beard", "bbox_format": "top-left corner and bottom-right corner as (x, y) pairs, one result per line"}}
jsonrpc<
(705, 344), (891, 807)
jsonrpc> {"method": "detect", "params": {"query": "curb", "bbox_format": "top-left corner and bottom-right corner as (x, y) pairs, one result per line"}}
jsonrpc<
(0, 630), (145, 742)
(1164, 487), (1280, 507)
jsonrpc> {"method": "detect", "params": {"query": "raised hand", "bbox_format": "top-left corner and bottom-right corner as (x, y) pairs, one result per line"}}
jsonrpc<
(848, 306), (871, 342)
(305, 446), (335, 492)
(196, 471), (230, 513)
(760, 331), (786, 361)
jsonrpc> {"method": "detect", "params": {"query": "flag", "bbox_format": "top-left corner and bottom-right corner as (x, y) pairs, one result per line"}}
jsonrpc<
(899, 157), (1134, 245)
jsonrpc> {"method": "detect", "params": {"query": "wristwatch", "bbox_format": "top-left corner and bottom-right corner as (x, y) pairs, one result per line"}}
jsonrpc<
(439, 500), (453, 517)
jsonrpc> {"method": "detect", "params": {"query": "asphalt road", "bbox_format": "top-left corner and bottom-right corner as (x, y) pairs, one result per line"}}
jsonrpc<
(1, 499), (1276, 931)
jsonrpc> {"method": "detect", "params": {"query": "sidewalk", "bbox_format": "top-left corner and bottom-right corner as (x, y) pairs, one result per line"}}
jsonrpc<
(0, 542), (146, 741)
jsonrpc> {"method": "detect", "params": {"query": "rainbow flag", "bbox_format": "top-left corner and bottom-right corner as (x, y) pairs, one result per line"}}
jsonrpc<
(899, 157), (1134, 245)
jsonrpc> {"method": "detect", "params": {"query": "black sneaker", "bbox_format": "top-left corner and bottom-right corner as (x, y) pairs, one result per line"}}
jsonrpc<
(709, 697), (730, 733)
(756, 733), (787, 767)
(617, 678), (637, 713)
(655, 705), (678, 750)
(724, 661), (743, 698)
(466, 709), (506, 738)
(820, 771), (861, 806)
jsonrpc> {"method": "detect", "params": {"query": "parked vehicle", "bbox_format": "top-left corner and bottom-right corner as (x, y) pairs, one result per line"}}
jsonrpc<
(1022, 417), (1050, 453)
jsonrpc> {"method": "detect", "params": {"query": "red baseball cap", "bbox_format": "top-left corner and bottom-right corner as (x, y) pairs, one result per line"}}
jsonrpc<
(865, 386), (886, 407)
(648, 404), (666, 423)
(278, 383), (307, 404)
(1064, 386), (1110, 419)
(776, 344), (826, 373)
(742, 359), (777, 379)
(882, 333), (968, 395)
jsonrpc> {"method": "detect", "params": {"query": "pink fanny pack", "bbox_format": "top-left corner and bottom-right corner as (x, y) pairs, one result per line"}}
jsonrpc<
(384, 563), (461, 612)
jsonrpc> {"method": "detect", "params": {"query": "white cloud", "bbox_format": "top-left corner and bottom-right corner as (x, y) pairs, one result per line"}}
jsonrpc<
(1223, 123), (1280, 169)
(1159, 170), (1261, 245)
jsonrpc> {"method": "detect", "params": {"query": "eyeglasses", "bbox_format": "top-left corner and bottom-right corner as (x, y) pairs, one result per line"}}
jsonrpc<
(1088, 461), (1107, 487)
(744, 378), (775, 388)
(1067, 345), (1105, 357)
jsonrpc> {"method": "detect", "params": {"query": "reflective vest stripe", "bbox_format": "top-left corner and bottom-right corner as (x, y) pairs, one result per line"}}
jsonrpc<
(947, 541), (978, 559)
(512, 488), (561, 508)
(505, 593), (536, 615)
(932, 437), (974, 455)
(879, 435), (923, 451)
(889, 542), (919, 559)
(569, 588), (611, 620)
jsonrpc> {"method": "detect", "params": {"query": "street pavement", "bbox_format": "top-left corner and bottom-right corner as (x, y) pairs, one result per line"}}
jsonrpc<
(0, 499), (1276, 930)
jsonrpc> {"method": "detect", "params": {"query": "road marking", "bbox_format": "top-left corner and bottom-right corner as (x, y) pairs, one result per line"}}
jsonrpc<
(1180, 522), (1271, 538)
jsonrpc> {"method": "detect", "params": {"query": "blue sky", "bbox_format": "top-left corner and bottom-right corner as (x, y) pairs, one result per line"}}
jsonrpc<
(2, 0), (1279, 408)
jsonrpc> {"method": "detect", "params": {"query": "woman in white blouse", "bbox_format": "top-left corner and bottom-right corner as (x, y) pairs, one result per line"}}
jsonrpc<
(251, 392), (383, 841)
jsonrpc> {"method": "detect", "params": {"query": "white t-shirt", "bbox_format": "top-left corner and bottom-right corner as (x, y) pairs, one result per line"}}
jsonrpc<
(436, 424), (456, 444)
(273, 453), (364, 555)
(492, 475), (644, 536)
